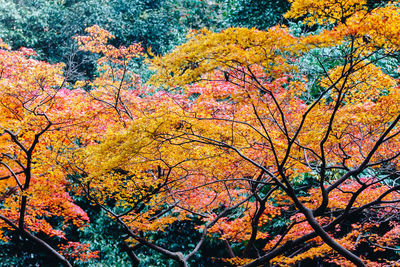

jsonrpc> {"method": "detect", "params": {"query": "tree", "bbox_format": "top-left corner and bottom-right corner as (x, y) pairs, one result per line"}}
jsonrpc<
(74, 0), (400, 266)
(2, 0), (400, 266)
(0, 40), (99, 266)
(0, 0), (223, 65)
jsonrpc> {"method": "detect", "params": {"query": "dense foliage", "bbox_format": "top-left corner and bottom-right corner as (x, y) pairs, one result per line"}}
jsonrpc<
(1, 0), (400, 266)
(0, 0), (222, 63)
(222, 0), (289, 29)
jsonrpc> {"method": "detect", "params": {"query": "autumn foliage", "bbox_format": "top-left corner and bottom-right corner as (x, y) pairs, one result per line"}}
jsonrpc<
(1, 0), (400, 266)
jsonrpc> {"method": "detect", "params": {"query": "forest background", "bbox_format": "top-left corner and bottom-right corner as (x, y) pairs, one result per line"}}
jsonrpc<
(1, 0), (400, 266)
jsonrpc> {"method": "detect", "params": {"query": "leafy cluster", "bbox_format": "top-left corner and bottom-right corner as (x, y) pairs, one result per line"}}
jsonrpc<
(1, 1), (400, 267)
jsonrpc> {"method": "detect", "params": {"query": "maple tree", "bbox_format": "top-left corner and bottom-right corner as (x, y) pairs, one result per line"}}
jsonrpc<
(2, 0), (400, 266)
(74, 1), (400, 266)
(0, 40), (101, 265)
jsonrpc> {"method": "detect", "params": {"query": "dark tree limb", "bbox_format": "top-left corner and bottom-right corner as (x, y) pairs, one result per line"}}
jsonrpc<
(0, 215), (72, 267)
